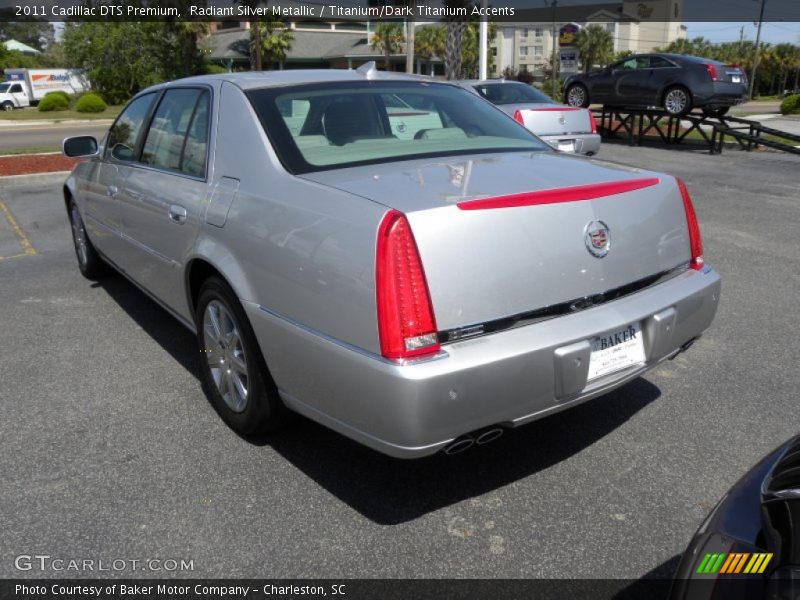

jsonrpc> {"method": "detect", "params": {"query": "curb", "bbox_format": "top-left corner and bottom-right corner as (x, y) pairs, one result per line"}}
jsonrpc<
(0, 171), (70, 186)
(0, 119), (113, 128)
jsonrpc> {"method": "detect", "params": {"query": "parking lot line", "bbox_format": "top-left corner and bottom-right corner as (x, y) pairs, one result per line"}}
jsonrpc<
(0, 194), (37, 261)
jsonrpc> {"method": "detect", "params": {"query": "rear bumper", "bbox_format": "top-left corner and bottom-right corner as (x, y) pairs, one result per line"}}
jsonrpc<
(540, 133), (602, 155)
(246, 266), (720, 459)
(695, 82), (748, 106)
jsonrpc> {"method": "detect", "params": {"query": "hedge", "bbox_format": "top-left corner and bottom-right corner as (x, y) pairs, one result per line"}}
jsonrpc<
(38, 93), (70, 112)
(780, 94), (800, 115)
(75, 93), (107, 113)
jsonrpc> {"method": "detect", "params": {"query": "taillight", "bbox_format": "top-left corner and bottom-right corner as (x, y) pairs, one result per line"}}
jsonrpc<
(375, 210), (440, 360)
(588, 111), (598, 134)
(675, 177), (704, 270)
(704, 63), (718, 81)
(513, 109), (524, 124)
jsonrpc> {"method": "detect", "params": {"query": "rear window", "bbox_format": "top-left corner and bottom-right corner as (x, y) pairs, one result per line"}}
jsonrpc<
(474, 83), (555, 105)
(247, 81), (549, 174)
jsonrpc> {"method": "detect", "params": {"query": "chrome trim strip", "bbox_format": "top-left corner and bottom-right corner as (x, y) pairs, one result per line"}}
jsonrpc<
(439, 264), (690, 344)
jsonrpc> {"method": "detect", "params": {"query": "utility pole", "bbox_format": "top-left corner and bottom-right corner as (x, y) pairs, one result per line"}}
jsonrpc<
(738, 25), (744, 50)
(406, 1), (416, 74)
(748, 0), (766, 99)
(479, 0), (488, 79)
(544, 0), (558, 98)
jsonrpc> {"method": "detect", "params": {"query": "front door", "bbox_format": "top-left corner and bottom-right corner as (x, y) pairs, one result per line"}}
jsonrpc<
(83, 92), (158, 267)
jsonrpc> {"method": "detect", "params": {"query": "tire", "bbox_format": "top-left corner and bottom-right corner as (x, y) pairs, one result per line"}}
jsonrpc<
(1, 101), (14, 112)
(68, 200), (108, 279)
(195, 277), (290, 436)
(702, 106), (730, 118)
(566, 84), (590, 108)
(663, 86), (692, 116)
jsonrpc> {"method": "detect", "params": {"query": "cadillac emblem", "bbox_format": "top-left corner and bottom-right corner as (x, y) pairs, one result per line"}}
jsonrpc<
(584, 220), (610, 258)
(558, 115), (567, 125)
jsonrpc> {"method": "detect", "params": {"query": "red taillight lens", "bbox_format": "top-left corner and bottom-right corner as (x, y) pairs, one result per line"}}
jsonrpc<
(588, 111), (598, 134)
(375, 210), (440, 360)
(675, 177), (704, 270)
(513, 109), (524, 124)
(704, 63), (718, 81)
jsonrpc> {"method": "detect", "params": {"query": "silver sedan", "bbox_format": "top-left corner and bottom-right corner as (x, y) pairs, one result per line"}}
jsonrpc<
(62, 66), (719, 458)
(459, 79), (602, 155)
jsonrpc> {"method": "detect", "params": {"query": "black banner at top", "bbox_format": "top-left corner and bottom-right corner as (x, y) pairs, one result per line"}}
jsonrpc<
(1, 0), (800, 23)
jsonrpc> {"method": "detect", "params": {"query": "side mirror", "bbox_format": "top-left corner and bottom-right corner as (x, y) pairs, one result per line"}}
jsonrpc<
(63, 136), (98, 158)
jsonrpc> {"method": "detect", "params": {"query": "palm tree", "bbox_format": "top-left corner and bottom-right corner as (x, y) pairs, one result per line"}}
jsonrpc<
(443, 0), (469, 79)
(575, 24), (613, 73)
(371, 23), (405, 71)
(415, 25), (445, 74)
(252, 16), (294, 70)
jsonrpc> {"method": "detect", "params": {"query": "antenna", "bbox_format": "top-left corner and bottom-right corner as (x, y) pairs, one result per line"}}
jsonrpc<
(356, 61), (378, 79)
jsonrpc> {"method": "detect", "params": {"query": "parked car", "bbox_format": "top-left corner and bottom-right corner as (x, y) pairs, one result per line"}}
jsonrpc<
(62, 66), (720, 458)
(1, 68), (89, 110)
(458, 79), (601, 155)
(564, 54), (748, 117)
(671, 434), (800, 599)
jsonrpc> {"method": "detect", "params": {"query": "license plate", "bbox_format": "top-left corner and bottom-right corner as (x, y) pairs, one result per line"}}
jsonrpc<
(731, 75), (741, 83)
(557, 140), (575, 152)
(587, 322), (646, 381)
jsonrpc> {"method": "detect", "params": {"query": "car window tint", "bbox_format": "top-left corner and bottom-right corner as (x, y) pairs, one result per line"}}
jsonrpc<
(107, 93), (157, 162)
(475, 83), (554, 105)
(248, 81), (549, 174)
(619, 57), (649, 71)
(649, 56), (675, 68)
(181, 91), (210, 178)
(10, 84), (23, 93)
(381, 93), (443, 140)
(141, 88), (203, 173)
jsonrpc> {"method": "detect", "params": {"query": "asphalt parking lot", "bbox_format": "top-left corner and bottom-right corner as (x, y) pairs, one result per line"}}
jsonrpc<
(1, 143), (798, 586)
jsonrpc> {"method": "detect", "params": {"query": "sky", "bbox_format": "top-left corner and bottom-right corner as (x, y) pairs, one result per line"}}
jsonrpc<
(685, 21), (800, 44)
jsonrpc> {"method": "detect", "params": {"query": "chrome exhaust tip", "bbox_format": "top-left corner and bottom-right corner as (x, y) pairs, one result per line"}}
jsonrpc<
(443, 436), (475, 455)
(475, 427), (504, 445)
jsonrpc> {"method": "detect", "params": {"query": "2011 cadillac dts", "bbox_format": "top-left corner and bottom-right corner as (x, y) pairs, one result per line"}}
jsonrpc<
(62, 67), (721, 458)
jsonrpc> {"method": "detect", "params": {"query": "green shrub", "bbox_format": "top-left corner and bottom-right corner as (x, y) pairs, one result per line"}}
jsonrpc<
(38, 93), (70, 112)
(75, 93), (107, 113)
(780, 94), (800, 115)
(204, 64), (228, 75)
(45, 90), (72, 104)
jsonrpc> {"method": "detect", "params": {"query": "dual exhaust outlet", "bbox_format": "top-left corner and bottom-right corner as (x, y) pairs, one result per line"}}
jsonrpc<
(443, 426), (505, 456)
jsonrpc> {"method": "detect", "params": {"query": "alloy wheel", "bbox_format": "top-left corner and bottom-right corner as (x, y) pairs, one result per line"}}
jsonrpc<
(665, 89), (688, 115)
(567, 86), (586, 107)
(203, 300), (249, 413)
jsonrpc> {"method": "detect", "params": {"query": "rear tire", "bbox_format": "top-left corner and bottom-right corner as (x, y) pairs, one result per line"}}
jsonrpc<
(566, 84), (590, 108)
(195, 277), (290, 436)
(68, 200), (108, 279)
(663, 86), (692, 116)
(1, 101), (14, 112)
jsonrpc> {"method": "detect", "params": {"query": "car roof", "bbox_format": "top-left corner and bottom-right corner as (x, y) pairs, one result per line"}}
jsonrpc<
(142, 66), (447, 93)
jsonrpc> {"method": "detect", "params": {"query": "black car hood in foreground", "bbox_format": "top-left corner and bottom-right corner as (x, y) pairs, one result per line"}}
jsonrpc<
(671, 435), (800, 600)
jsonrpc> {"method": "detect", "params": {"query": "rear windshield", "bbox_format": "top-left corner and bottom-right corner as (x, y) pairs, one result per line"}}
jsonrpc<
(474, 83), (555, 105)
(247, 81), (549, 174)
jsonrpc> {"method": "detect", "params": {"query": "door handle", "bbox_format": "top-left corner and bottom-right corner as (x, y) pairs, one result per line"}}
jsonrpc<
(106, 185), (118, 197)
(168, 205), (188, 225)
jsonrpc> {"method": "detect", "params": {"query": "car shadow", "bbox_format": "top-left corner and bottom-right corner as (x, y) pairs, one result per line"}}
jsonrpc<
(96, 275), (663, 525)
(613, 554), (680, 599)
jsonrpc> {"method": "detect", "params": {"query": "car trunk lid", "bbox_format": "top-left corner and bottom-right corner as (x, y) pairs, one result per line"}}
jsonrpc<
(510, 103), (593, 135)
(300, 152), (692, 331)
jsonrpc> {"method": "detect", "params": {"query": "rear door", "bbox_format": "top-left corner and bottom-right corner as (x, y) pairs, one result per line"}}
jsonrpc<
(117, 87), (212, 316)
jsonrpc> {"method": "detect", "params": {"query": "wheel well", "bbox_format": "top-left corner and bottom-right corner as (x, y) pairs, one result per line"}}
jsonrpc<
(63, 186), (73, 212)
(186, 259), (225, 318)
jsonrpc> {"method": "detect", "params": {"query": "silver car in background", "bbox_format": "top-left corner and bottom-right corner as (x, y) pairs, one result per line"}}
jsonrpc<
(459, 79), (602, 155)
(62, 67), (719, 458)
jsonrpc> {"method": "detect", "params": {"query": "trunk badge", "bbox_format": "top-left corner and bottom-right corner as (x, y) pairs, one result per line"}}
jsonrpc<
(558, 115), (566, 125)
(584, 220), (611, 258)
